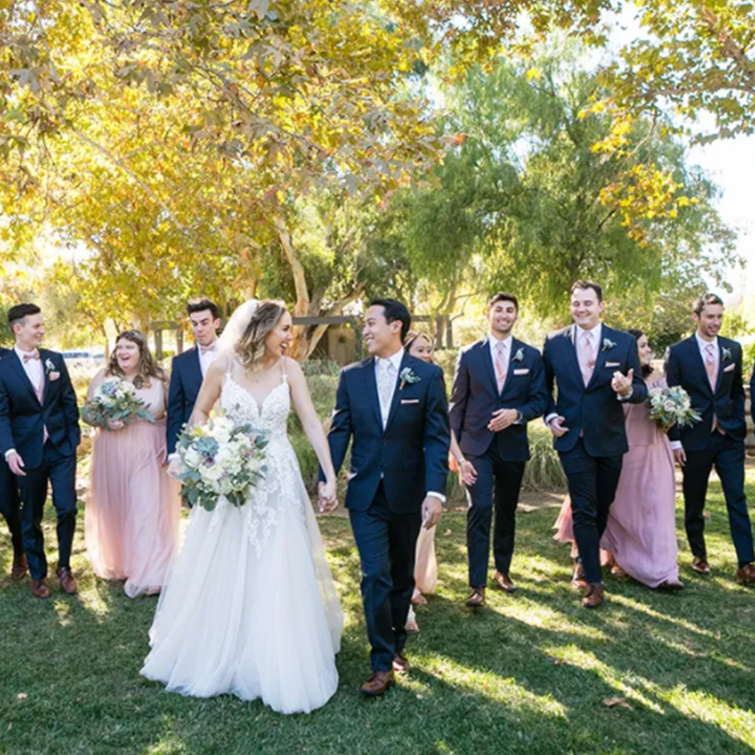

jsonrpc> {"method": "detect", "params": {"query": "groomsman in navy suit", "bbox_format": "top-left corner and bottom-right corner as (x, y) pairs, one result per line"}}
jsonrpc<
(543, 281), (647, 608)
(666, 293), (755, 584)
(0, 346), (24, 579)
(0, 304), (80, 598)
(323, 299), (450, 696)
(166, 298), (221, 455)
(449, 293), (548, 608)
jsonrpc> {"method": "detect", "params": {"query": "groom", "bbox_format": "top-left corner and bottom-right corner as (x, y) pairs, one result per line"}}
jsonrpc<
(543, 281), (646, 608)
(0, 304), (80, 598)
(322, 298), (450, 696)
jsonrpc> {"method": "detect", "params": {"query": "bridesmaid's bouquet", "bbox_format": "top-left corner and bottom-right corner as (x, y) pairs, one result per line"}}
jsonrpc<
(647, 385), (701, 430)
(171, 412), (269, 511)
(83, 377), (154, 429)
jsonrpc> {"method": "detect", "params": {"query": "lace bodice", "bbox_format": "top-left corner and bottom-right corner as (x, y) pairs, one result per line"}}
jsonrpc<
(220, 374), (291, 441)
(213, 365), (305, 558)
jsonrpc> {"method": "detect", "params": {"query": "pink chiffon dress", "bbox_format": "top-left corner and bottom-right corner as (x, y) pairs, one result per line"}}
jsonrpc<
(553, 377), (681, 588)
(85, 379), (181, 597)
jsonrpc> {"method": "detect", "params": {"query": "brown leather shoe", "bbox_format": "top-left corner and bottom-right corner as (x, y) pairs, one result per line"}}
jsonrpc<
(392, 654), (410, 674)
(56, 566), (77, 595)
(581, 583), (604, 609)
(360, 670), (395, 697)
(571, 562), (588, 591)
(736, 563), (755, 585)
(492, 571), (516, 593)
(691, 557), (711, 575)
(465, 587), (485, 608)
(31, 579), (51, 599)
(11, 553), (27, 580)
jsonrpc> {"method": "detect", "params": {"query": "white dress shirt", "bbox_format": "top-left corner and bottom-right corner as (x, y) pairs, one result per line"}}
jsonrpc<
(374, 347), (445, 504)
(198, 341), (220, 376)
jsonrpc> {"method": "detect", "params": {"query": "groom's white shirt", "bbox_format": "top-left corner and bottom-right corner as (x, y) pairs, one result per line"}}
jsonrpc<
(374, 346), (445, 504)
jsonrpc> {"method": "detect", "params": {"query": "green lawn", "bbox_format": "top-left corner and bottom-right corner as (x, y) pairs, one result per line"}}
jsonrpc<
(2, 474), (755, 755)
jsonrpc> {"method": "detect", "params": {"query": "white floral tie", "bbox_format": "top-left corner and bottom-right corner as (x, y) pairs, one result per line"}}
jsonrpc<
(378, 360), (396, 428)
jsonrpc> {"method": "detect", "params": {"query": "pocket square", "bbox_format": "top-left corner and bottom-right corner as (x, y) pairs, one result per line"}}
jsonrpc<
(724, 363), (735, 373)
(605, 362), (621, 368)
(513, 368), (530, 375)
(48, 372), (60, 381)
(401, 399), (420, 404)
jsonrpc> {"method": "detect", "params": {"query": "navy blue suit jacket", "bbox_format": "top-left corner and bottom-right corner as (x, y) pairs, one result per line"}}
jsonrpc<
(327, 353), (450, 514)
(166, 347), (203, 454)
(449, 337), (547, 461)
(666, 335), (745, 452)
(0, 348), (80, 468)
(542, 324), (647, 456)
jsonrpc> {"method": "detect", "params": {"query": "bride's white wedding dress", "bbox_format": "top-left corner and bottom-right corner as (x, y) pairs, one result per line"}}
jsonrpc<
(141, 360), (343, 714)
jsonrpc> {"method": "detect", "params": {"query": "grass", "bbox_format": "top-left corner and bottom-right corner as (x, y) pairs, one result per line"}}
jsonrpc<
(2, 478), (755, 754)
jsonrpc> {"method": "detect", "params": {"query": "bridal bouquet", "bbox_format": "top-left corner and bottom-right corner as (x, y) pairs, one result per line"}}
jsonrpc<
(171, 412), (269, 511)
(82, 377), (154, 429)
(647, 385), (701, 430)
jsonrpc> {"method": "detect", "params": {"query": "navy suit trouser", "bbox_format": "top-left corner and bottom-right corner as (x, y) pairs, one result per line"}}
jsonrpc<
(0, 462), (22, 556)
(559, 438), (623, 585)
(349, 482), (422, 673)
(465, 443), (525, 587)
(18, 443), (78, 580)
(682, 432), (754, 567)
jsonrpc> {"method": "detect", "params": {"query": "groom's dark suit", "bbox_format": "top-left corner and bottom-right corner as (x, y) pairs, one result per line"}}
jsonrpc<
(327, 350), (450, 672)
(166, 346), (204, 455)
(450, 337), (547, 586)
(0, 348), (80, 580)
(0, 347), (22, 558)
(543, 324), (646, 584)
(666, 335), (754, 567)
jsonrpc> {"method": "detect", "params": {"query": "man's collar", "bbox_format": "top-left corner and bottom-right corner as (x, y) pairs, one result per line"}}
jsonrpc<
(14, 345), (38, 357)
(377, 347), (404, 370)
(574, 322), (602, 339)
(488, 333), (512, 348)
(695, 332), (717, 350)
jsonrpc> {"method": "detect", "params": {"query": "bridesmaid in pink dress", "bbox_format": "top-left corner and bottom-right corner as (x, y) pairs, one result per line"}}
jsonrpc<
(84, 331), (181, 598)
(553, 330), (684, 590)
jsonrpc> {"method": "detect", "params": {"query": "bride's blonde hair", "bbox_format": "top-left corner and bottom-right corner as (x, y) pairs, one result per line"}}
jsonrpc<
(234, 300), (288, 371)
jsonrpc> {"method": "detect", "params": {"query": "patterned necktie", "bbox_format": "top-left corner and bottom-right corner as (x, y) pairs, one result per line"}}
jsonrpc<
(704, 343), (717, 392)
(494, 341), (508, 393)
(377, 360), (396, 427)
(578, 331), (596, 387)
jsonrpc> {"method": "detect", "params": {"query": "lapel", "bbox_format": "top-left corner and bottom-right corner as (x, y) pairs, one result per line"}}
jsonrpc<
(714, 338), (728, 393)
(499, 337), (521, 397)
(586, 325), (609, 390)
(9, 349), (41, 404)
(564, 325), (583, 385)
(689, 336), (715, 395)
(188, 347), (203, 392)
(384, 351), (412, 434)
(479, 337), (500, 397)
(39, 349), (52, 406)
(363, 357), (383, 429)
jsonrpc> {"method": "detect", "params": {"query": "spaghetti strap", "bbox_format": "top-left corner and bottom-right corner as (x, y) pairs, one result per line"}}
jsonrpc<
(281, 356), (288, 382)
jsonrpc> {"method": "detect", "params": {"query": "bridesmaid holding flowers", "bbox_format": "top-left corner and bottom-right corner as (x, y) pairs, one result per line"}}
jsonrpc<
(83, 330), (180, 598)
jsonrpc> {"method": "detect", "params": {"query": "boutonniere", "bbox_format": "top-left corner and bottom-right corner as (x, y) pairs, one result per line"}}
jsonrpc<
(45, 358), (55, 373)
(722, 347), (732, 362)
(399, 367), (421, 390)
(602, 338), (617, 352)
(512, 348), (525, 363)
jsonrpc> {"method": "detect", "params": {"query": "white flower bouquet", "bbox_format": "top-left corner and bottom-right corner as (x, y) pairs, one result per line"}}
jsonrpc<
(648, 385), (701, 430)
(82, 377), (154, 429)
(171, 412), (269, 511)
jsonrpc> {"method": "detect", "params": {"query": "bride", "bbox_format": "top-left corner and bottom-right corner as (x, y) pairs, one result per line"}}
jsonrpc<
(141, 300), (343, 714)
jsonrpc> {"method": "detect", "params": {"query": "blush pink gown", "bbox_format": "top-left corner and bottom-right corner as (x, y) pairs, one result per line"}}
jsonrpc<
(553, 378), (681, 588)
(85, 379), (181, 597)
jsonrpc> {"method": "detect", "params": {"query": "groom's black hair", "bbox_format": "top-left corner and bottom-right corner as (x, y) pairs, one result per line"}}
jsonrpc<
(369, 298), (411, 342)
(8, 303), (41, 330)
(186, 298), (220, 320)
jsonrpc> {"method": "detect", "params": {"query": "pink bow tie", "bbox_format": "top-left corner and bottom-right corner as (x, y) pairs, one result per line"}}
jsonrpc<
(200, 344), (218, 355)
(22, 351), (40, 363)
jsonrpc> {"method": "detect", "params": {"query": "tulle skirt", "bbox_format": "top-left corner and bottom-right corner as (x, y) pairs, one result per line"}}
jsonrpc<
(141, 474), (343, 714)
(85, 420), (180, 598)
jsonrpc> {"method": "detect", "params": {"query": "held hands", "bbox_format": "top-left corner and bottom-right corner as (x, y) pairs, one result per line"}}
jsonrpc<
(458, 459), (478, 487)
(317, 480), (338, 514)
(487, 409), (519, 433)
(421, 496), (443, 530)
(673, 447), (686, 466)
(611, 368), (634, 397)
(548, 416), (569, 438)
(7, 451), (26, 477)
(107, 419), (125, 431)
